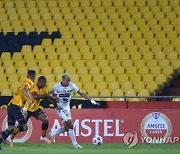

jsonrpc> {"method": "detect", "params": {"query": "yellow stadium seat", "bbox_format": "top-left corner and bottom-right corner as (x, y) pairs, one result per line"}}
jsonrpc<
(155, 52), (166, 60)
(53, 13), (63, 21)
(122, 60), (133, 69)
(130, 74), (141, 83)
(114, 66), (125, 75)
(143, 52), (154, 60)
(159, 38), (170, 47)
(0, 82), (9, 91)
(53, 39), (64, 48)
(5, 66), (16, 76)
(83, 52), (93, 60)
(170, 0), (179, 6)
(138, 89), (149, 100)
(167, 31), (177, 40)
(35, 52), (46, 61)
(1, 52), (11, 62)
(70, 74), (79, 83)
(3, 60), (14, 68)
(162, 66), (173, 76)
(150, 66), (161, 77)
(113, 89), (124, 97)
(61, 60), (73, 68)
(126, 67), (137, 75)
(134, 59), (145, 68)
(88, 89), (99, 96)
(131, 52), (142, 61)
(21, 45), (32, 54)
(77, 67), (88, 75)
(46, 52), (58, 60)
(93, 74), (104, 84)
(17, 67), (28, 75)
(146, 81), (158, 93)
(122, 81), (132, 91)
(101, 66), (112, 75)
(96, 82), (108, 91)
(155, 74), (166, 85)
(143, 31), (154, 40)
(159, 59), (170, 68)
(97, 60), (109, 68)
(53, 67), (64, 76)
(93, 25), (104, 33)
(132, 31), (142, 40)
(171, 60), (180, 69)
(105, 74), (116, 83)
(8, 74), (19, 82)
(42, 39), (52, 47)
(15, 60), (25, 68)
(38, 60), (49, 68)
(151, 45), (162, 53)
(108, 81), (119, 91)
(81, 74), (92, 83)
(26, 60), (37, 68)
(83, 82), (95, 91)
(171, 38), (180, 47)
(33, 45), (44, 54)
(134, 81), (145, 92)
(47, 1), (57, 7)
(41, 66), (52, 75)
(138, 66), (149, 76)
(1, 89), (12, 96)
(65, 66), (77, 74)
(143, 74), (154, 84)
(73, 60), (85, 68)
(12, 52), (23, 61)
(85, 60), (97, 68)
(47, 82), (56, 91)
(71, 52), (81, 60)
(59, 52), (70, 60)
(146, 59), (158, 68)
(0, 74), (7, 82)
(100, 89), (111, 98)
(89, 67), (100, 75)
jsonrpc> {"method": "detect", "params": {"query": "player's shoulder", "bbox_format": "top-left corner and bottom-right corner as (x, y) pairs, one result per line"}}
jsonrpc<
(53, 82), (61, 89)
(23, 78), (34, 86)
(69, 82), (76, 87)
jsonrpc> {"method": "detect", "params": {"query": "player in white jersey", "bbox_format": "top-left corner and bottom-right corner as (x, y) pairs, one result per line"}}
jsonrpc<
(49, 73), (99, 148)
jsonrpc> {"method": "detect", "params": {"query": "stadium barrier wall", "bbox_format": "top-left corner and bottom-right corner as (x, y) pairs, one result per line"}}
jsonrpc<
(1, 108), (180, 144)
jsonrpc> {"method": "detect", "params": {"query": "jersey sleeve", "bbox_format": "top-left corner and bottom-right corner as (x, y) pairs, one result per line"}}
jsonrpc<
(72, 83), (79, 92)
(23, 80), (33, 89)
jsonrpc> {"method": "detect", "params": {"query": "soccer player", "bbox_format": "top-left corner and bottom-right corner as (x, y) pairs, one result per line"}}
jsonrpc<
(49, 73), (100, 148)
(0, 70), (36, 149)
(9, 76), (59, 146)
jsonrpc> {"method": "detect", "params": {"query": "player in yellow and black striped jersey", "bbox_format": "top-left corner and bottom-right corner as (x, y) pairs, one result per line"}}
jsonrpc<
(9, 76), (59, 146)
(0, 70), (36, 149)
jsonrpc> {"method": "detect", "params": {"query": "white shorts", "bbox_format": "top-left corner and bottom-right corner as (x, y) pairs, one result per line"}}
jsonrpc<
(56, 109), (71, 122)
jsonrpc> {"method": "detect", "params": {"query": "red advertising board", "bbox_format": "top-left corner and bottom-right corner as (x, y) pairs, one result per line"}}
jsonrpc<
(0, 108), (180, 143)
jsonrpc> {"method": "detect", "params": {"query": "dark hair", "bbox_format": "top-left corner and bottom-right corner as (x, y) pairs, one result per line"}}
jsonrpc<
(38, 76), (47, 82)
(27, 70), (36, 76)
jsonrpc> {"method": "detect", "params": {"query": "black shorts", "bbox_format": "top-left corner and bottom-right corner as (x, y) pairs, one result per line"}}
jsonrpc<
(7, 104), (27, 126)
(27, 108), (44, 120)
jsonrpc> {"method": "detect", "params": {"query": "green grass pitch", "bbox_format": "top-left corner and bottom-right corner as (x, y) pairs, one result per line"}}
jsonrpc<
(1, 143), (180, 154)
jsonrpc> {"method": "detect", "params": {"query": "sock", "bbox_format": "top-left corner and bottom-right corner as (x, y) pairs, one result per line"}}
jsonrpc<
(53, 127), (65, 136)
(41, 123), (48, 137)
(1, 129), (14, 140)
(10, 125), (24, 140)
(68, 129), (77, 144)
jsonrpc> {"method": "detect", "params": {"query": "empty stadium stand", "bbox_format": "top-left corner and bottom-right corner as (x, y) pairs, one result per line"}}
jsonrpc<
(0, 0), (179, 101)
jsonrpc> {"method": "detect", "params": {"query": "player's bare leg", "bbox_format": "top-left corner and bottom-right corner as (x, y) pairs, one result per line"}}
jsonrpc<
(38, 113), (51, 144)
(49, 120), (83, 148)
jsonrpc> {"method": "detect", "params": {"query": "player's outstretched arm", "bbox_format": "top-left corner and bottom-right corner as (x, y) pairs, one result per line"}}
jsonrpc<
(32, 92), (49, 99)
(77, 90), (100, 106)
